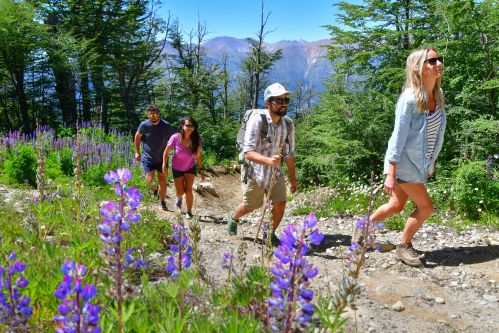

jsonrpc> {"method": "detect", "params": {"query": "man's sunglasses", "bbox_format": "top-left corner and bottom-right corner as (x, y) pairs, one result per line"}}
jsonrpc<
(270, 97), (290, 105)
(424, 56), (443, 65)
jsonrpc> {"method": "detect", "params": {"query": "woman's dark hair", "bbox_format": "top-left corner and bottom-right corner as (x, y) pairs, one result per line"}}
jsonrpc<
(179, 116), (201, 154)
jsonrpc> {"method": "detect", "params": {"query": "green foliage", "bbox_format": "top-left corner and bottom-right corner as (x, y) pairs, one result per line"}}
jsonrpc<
(297, 86), (394, 187)
(231, 266), (271, 307)
(436, 0), (498, 118)
(454, 117), (499, 161)
(45, 151), (63, 180)
(451, 161), (499, 220)
(325, 0), (437, 95)
(58, 148), (75, 176)
(315, 296), (349, 332)
(199, 121), (238, 161)
(2, 145), (37, 186)
(82, 164), (109, 186)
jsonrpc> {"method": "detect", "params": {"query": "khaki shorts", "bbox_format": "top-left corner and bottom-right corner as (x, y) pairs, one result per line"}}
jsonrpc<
(242, 175), (286, 211)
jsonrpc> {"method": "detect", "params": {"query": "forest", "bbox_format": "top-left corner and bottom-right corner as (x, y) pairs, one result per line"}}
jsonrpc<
(0, 0), (497, 332)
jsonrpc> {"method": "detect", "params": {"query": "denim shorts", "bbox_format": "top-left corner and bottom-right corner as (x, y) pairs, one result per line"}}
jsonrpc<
(172, 166), (197, 179)
(143, 160), (163, 174)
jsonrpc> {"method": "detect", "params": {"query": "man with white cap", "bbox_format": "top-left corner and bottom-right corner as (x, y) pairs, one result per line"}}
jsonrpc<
(227, 83), (298, 245)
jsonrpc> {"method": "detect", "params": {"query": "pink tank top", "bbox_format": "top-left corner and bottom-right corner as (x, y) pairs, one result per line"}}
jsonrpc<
(167, 133), (196, 171)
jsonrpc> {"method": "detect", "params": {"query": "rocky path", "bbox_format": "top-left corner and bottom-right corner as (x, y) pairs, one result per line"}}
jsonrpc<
(154, 172), (499, 333)
(2, 171), (498, 332)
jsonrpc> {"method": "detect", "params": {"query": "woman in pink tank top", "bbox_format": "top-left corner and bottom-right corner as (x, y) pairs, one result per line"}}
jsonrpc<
(162, 117), (205, 219)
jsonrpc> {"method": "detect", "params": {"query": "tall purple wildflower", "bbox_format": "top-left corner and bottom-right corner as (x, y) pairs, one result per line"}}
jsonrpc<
(267, 213), (324, 332)
(221, 251), (235, 281)
(98, 168), (142, 333)
(0, 252), (33, 330)
(165, 223), (192, 278)
(53, 260), (101, 333)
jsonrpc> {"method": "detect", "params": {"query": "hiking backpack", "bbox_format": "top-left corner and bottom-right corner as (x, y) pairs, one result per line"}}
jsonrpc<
(236, 109), (293, 164)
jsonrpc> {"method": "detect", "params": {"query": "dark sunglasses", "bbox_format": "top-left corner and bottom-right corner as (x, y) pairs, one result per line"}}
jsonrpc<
(424, 56), (443, 65)
(270, 97), (290, 105)
(183, 124), (194, 129)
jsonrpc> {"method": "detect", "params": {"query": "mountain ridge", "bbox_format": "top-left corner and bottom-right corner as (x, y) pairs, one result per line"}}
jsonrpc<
(162, 36), (333, 94)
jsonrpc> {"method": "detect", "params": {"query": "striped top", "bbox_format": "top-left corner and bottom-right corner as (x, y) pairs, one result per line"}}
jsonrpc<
(426, 108), (442, 161)
(243, 111), (295, 189)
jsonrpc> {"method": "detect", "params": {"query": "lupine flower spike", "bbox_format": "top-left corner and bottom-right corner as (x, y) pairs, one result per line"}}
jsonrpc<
(267, 213), (324, 332)
(166, 223), (192, 278)
(0, 252), (33, 331)
(53, 260), (101, 333)
(222, 251), (235, 281)
(98, 168), (142, 333)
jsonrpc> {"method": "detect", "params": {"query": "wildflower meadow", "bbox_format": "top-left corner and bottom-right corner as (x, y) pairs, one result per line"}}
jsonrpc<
(0, 124), (497, 332)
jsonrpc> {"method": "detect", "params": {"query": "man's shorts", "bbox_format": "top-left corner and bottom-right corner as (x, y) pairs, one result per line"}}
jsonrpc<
(242, 175), (286, 211)
(143, 160), (163, 174)
(172, 166), (197, 179)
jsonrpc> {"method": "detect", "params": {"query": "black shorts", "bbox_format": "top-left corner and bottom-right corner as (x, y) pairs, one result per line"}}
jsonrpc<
(172, 166), (197, 179)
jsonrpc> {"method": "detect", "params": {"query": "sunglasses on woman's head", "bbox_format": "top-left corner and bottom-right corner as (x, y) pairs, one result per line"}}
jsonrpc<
(270, 97), (290, 105)
(424, 56), (443, 65)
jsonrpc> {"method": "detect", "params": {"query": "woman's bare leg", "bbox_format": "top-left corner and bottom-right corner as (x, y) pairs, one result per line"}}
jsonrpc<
(184, 173), (196, 212)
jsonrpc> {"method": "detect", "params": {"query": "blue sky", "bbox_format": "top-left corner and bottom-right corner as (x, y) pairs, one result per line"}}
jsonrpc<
(159, 0), (357, 42)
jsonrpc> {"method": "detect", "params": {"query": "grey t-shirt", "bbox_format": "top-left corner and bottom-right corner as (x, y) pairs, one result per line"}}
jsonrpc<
(137, 119), (175, 163)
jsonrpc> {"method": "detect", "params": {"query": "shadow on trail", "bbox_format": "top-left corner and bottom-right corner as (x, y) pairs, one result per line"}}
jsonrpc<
(311, 234), (352, 251)
(424, 245), (499, 267)
(242, 236), (264, 245)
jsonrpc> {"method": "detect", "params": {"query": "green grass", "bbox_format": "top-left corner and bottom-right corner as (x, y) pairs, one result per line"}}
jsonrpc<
(292, 180), (499, 232)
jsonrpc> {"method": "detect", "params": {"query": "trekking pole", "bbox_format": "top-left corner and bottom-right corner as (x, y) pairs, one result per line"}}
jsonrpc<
(253, 141), (284, 245)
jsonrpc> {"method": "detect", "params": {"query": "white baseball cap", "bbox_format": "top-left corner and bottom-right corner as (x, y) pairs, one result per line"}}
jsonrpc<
(264, 83), (291, 102)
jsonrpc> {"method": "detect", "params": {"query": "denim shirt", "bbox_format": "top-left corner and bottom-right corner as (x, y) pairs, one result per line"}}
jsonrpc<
(384, 89), (446, 183)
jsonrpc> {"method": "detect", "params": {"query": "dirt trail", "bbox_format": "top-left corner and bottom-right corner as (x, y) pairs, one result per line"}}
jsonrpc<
(155, 171), (499, 333)
(2, 171), (497, 333)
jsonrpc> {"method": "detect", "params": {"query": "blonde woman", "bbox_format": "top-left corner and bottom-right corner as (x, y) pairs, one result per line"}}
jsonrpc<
(355, 48), (446, 267)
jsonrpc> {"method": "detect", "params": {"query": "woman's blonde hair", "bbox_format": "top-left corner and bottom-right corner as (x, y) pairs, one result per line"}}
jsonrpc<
(403, 47), (444, 113)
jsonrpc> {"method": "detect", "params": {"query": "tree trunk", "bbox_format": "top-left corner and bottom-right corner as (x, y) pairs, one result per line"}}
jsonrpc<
(14, 69), (31, 133)
(80, 62), (92, 123)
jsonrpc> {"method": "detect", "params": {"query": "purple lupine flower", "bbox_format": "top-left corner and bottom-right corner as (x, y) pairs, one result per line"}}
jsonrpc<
(222, 251), (235, 281)
(104, 168), (132, 185)
(0, 251), (33, 329)
(126, 247), (151, 269)
(222, 252), (234, 269)
(98, 169), (142, 333)
(267, 213), (324, 332)
(165, 223), (192, 278)
(349, 215), (384, 259)
(53, 260), (101, 333)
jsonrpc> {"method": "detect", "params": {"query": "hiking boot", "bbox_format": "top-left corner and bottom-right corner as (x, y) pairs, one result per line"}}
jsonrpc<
(227, 215), (238, 236)
(185, 211), (193, 220)
(263, 231), (280, 247)
(160, 201), (167, 211)
(152, 187), (159, 198)
(396, 243), (423, 267)
(175, 198), (182, 210)
(271, 233), (280, 247)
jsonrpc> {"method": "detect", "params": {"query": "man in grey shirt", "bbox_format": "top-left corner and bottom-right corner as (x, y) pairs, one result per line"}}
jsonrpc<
(134, 105), (175, 210)
(227, 83), (299, 245)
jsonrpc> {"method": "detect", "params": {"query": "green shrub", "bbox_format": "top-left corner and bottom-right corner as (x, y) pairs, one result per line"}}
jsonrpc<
(451, 161), (499, 220)
(454, 117), (499, 161)
(59, 148), (75, 176)
(82, 164), (110, 186)
(3, 144), (37, 186)
(46, 151), (63, 180)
